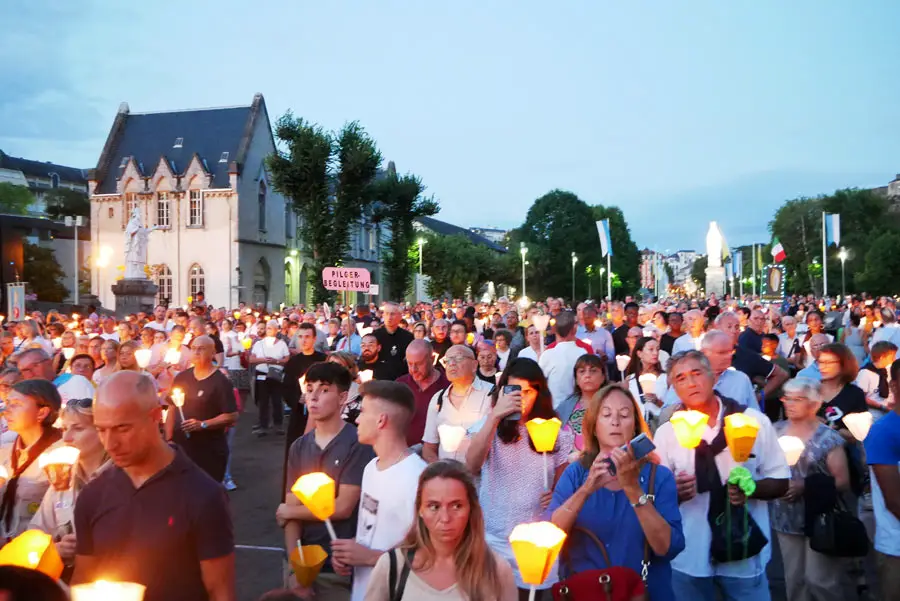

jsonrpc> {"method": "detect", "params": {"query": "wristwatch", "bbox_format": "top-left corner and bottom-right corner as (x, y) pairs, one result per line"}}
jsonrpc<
(200, 421), (207, 430)
(631, 494), (655, 508)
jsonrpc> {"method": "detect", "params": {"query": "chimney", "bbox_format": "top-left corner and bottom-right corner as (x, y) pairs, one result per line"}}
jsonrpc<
(118, 102), (130, 115)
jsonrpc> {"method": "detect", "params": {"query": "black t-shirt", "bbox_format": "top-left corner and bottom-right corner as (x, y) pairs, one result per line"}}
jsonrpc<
(738, 329), (763, 354)
(75, 448), (234, 601)
(820, 384), (867, 431)
(732, 346), (774, 383)
(171, 369), (237, 481)
(612, 324), (631, 356)
(357, 358), (393, 382)
(660, 333), (678, 356)
(282, 351), (327, 493)
(285, 424), (374, 571)
(373, 326), (414, 381)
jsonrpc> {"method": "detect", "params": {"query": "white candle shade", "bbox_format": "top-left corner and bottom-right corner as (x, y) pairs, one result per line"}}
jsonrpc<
(171, 388), (185, 408)
(62, 348), (75, 360)
(0, 465), (8, 481)
(638, 373), (658, 395)
(71, 580), (146, 601)
(134, 348), (152, 369)
(38, 446), (80, 469)
(359, 370), (374, 383)
(616, 355), (631, 373)
(164, 349), (181, 364)
(843, 412), (873, 441)
(778, 436), (805, 466)
(532, 314), (551, 332)
(52, 338), (62, 349)
(438, 424), (467, 453)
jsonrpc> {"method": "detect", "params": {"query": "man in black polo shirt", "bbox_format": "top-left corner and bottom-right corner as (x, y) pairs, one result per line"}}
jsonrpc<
(277, 362), (373, 600)
(169, 336), (238, 483)
(74, 371), (234, 601)
(358, 334), (391, 381)
(372, 302), (413, 381)
(715, 311), (789, 408)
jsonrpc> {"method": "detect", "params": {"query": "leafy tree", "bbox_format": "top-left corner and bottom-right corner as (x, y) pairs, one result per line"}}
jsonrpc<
(0, 183), (35, 215)
(373, 162), (439, 300)
(43, 188), (90, 220)
(591, 205), (641, 296)
(23, 241), (68, 302)
(267, 114), (382, 303)
(664, 263), (675, 285)
(691, 255), (708, 286)
(857, 231), (900, 294)
(420, 232), (508, 300)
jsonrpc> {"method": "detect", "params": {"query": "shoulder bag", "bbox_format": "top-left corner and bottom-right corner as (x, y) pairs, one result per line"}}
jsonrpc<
(387, 548), (416, 601)
(805, 472), (869, 558)
(551, 464), (656, 601)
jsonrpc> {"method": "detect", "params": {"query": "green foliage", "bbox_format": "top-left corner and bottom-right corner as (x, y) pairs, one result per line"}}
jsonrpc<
(267, 113), (382, 303)
(857, 231), (900, 294)
(43, 188), (90, 220)
(591, 205), (641, 296)
(0, 183), (35, 215)
(691, 255), (708, 286)
(23, 241), (68, 302)
(421, 232), (509, 300)
(373, 164), (439, 300)
(664, 263), (675, 284)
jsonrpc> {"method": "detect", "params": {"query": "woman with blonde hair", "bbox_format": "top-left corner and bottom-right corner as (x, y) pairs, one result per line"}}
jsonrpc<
(549, 385), (684, 601)
(364, 460), (516, 601)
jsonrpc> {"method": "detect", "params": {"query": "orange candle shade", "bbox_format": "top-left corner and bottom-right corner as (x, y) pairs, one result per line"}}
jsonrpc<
(508, 522), (567, 586)
(0, 530), (64, 580)
(71, 580), (146, 601)
(724, 413), (760, 462)
(241, 337), (253, 350)
(291, 473), (335, 521)
(670, 410), (708, 449)
(288, 544), (328, 588)
(526, 418), (562, 453)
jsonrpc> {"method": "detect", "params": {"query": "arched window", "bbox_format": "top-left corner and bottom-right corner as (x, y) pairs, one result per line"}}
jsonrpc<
(189, 264), (205, 299)
(50, 173), (60, 189)
(258, 181), (267, 231)
(155, 265), (173, 306)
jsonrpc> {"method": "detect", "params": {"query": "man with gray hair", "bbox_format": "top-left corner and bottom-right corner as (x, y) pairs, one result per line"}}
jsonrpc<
(73, 371), (236, 601)
(672, 309), (705, 355)
(539, 311), (587, 409)
(655, 350), (789, 601)
(715, 311), (788, 405)
(16, 348), (94, 403)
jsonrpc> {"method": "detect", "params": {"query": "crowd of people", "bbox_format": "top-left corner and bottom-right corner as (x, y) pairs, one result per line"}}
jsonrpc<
(0, 290), (898, 601)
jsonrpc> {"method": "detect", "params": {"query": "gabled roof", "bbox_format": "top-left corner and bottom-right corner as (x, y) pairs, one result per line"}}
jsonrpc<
(91, 95), (267, 194)
(0, 150), (87, 183)
(415, 216), (507, 253)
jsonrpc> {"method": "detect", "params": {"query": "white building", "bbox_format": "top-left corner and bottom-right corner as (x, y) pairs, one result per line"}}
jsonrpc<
(0, 150), (88, 214)
(468, 226), (507, 247)
(665, 250), (697, 285)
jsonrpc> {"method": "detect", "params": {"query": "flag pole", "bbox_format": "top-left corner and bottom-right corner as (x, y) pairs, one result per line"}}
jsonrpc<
(752, 244), (756, 297)
(822, 212), (828, 297)
(607, 252), (611, 300)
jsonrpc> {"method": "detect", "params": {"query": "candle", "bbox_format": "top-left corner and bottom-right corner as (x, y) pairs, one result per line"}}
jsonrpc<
(38, 446), (80, 491)
(638, 373), (658, 396)
(62, 347), (75, 361)
(164, 348), (181, 365)
(615, 354), (631, 379)
(289, 544), (328, 588)
(437, 424), (467, 454)
(241, 337), (253, 350)
(0, 465), (8, 485)
(171, 388), (187, 438)
(526, 417), (563, 489)
(778, 436), (805, 467)
(359, 370), (373, 383)
(843, 412), (873, 441)
(670, 410), (708, 449)
(52, 337), (62, 350)
(509, 521), (567, 596)
(0, 530), (64, 579)
(723, 413), (760, 463)
(291, 473), (338, 540)
(71, 580), (146, 601)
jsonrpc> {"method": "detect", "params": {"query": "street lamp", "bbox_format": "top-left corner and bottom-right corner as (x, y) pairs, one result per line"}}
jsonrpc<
(585, 264), (593, 299)
(95, 245), (112, 308)
(520, 242), (528, 301)
(839, 247), (848, 299)
(64, 216), (84, 305)
(571, 252), (578, 302)
(417, 238), (426, 275)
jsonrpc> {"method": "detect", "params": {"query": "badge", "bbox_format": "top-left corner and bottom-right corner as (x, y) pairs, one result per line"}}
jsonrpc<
(391, 345), (398, 357)
(198, 390), (204, 397)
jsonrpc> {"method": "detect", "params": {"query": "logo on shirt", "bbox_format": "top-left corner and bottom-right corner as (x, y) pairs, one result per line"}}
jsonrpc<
(390, 345), (398, 357)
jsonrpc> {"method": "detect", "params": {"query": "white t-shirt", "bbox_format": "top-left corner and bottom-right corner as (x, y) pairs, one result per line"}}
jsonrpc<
(517, 347), (539, 362)
(222, 331), (242, 370)
(654, 400), (789, 578)
(352, 453), (427, 601)
(538, 341), (586, 410)
(99, 332), (120, 342)
(250, 337), (289, 376)
(422, 379), (493, 462)
(145, 320), (172, 333)
(496, 348), (511, 371)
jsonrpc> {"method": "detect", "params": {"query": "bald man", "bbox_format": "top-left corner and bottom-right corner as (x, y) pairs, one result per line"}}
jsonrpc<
(169, 336), (238, 483)
(396, 340), (449, 447)
(74, 371), (235, 601)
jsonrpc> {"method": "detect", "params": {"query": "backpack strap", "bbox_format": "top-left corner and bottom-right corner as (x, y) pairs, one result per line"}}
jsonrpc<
(388, 550), (397, 599)
(436, 387), (448, 413)
(641, 463), (658, 583)
(388, 548), (415, 601)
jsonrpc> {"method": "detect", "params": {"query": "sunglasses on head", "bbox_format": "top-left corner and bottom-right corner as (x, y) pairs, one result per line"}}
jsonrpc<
(66, 398), (93, 409)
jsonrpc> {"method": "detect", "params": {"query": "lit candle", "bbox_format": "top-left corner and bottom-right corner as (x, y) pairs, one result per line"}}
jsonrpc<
(843, 412), (873, 441)
(778, 436), (805, 466)
(134, 348), (152, 370)
(359, 370), (373, 383)
(171, 388), (188, 438)
(62, 347), (75, 361)
(52, 337), (62, 350)
(38, 446), (80, 491)
(670, 410), (708, 449)
(241, 337), (253, 350)
(437, 424), (467, 454)
(291, 473), (338, 540)
(615, 354), (631, 379)
(723, 413), (760, 463)
(526, 417), (562, 489)
(509, 521), (567, 598)
(0, 465), (8, 486)
(164, 348), (181, 365)
(0, 530), (64, 580)
(70, 580), (146, 601)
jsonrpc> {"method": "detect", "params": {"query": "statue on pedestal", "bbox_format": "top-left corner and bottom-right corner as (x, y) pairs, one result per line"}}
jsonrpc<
(124, 208), (161, 280)
(706, 221), (724, 267)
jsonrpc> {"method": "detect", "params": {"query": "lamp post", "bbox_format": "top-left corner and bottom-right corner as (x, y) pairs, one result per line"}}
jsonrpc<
(95, 245), (112, 309)
(64, 216), (83, 305)
(839, 247), (848, 299)
(570, 252), (578, 303)
(520, 242), (528, 301)
(586, 265), (592, 299)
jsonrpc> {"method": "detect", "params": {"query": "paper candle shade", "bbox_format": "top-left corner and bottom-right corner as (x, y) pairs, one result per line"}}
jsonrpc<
(71, 580), (146, 601)
(615, 355), (631, 373)
(288, 544), (328, 588)
(134, 348), (152, 369)
(508, 522), (567, 586)
(0, 465), (8, 484)
(171, 388), (185, 408)
(62, 347), (75, 360)
(438, 424), (467, 453)
(359, 370), (374, 383)
(843, 412), (873, 441)
(670, 410), (708, 449)
(778, 436), (805, 467)
(241, 338), (253, 350)
(39, 446), (80, 491)
(532, 314), (551, 332)
(466, 333), (475, 345)
(638, 373), (658, 395)
(164, 349), (182, 364)
(526, 418), (562, 453)
(0, 530), (64, 580)
(52, 337), (62, 349)
(291, 473), (336, 521)
(724, 413), (761, 463)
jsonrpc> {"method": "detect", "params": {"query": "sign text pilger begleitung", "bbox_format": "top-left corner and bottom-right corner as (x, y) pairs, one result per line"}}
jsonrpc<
(321, 267), (372, 292)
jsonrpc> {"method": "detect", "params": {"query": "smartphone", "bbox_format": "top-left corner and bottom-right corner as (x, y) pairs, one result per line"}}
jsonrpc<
(603, 433), (656, 476)
(502, 384), (522, 423)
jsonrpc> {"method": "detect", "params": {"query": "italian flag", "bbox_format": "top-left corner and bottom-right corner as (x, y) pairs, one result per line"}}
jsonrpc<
(771, 237), (786, 263)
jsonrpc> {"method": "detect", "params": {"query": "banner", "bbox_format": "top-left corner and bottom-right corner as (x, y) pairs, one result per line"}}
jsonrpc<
(6, 283), (25, 321)
(596, 220), (613, 257)
(321, 267), (371, 292)
(762, 265), (786, 300)
(825, 213), (841, 246)
(732, 250), (743, 277)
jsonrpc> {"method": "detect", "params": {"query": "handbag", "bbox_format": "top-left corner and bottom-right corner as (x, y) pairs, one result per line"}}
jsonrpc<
(266, 365), (285, 383)
(551, 464), (656, 601)
(709, 494), (768, 563)
(808, 498), (869, 558)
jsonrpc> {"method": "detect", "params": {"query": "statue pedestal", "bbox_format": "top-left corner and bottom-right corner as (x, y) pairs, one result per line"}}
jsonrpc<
(111, 278), (158, 318)
(705, 266), (726, 297)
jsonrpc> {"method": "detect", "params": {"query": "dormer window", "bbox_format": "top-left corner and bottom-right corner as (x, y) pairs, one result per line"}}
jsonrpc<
(119, 156), (129, 168)
(173, 137), (183, 148)
(219, 152), (229, 163)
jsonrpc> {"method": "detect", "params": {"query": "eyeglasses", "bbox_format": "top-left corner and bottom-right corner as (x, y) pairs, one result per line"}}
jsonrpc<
(443, 356), (471, 366)
(66, 398), (93, 409)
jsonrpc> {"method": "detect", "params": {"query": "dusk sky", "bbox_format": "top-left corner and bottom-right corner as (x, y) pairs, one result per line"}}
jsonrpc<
(2, 1), (898, 252)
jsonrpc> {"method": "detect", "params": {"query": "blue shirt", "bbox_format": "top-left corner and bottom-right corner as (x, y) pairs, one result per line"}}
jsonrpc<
(576, 325), (615, 361)
(864, 411), (900, 555)
(797, 362), (822, 381)
(548, 462), (685, 601)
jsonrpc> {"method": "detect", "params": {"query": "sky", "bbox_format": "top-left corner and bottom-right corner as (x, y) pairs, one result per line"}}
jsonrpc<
(2, 1), (899, 253)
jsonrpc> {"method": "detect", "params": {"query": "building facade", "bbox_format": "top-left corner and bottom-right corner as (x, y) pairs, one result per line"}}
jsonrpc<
(664, 250), (697, 285)
(468, 226), (507, 247)
(0, 150), (88, 214)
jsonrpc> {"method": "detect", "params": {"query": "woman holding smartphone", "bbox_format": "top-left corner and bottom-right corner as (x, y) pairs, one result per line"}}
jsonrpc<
(549, 386), (684, 601)
(466, 358), (573, 600)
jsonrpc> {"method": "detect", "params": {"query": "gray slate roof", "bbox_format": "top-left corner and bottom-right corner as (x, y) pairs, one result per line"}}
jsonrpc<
(93, 105), (252, 194)
(0, 150), (87, 183)
(415, 216), (507, 253)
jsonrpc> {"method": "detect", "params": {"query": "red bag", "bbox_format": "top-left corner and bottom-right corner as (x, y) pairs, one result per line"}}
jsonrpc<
(551, 464), (657, 601)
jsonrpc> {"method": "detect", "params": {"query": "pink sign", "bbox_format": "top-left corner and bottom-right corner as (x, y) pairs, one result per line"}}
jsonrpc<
(322, 267), (371, 292)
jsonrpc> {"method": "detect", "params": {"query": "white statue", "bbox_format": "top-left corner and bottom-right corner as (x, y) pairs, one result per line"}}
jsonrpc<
(124, 208), (161, 279)
(706, 221), (724, 268)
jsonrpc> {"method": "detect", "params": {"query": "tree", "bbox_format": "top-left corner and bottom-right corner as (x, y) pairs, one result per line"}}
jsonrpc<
(23, 241), (68, 302)
(43, 188), (90, 220)
(373, 162), (439, 300)
(857, 231), (900, 294)
(0, 183), (35, 215)
(267, 114), (382, 303)
(591, 205), (641, 296)
(691, 255), (708, 287)
(664, 263), (675, 285)
(420, 232), (509, 300)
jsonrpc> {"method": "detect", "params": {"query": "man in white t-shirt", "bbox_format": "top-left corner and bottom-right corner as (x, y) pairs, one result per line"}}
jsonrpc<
(655, 350), (789, 601)
(145, 304), (173, 333)
(331, 380), (426, 601)
(422, 345), (493, 463)
(538, 311), (586, 409)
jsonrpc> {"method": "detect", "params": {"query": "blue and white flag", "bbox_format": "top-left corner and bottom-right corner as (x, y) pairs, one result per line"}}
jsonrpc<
(732, 250), (743, 277)
(596, 220), (613, 257)
(825, 213), (841, 247)
(725, 261), (733, 280)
